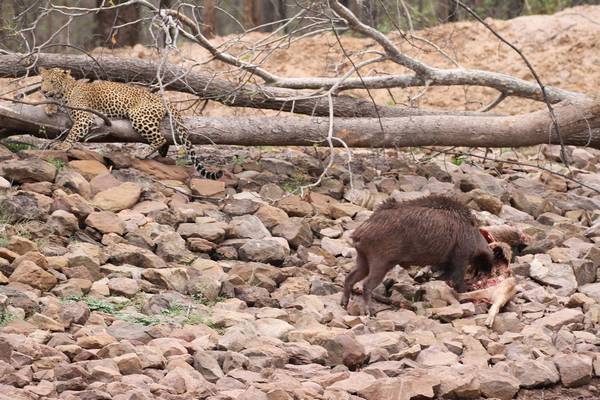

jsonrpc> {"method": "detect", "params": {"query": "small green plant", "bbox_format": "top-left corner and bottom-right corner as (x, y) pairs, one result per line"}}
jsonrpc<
(281, 172), (308, 193)
(47, 158), (65, 172)
(0, 236), (8, 247)
(63, 295), (118, 314)
(183, 314), (224, 333)
(0, 311), (14, 327)
(2, 141), (34, 153)
(176, 158), (191, 166)
(120, 313), (161, 326)
(161, 301), (186, 317)
(231, 155), (246, 166)
(192, 289), (225, 306)
(450, 154), (468, 166)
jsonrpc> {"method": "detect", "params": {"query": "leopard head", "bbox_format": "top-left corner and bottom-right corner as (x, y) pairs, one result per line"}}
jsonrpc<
(39, 67), (75, 100)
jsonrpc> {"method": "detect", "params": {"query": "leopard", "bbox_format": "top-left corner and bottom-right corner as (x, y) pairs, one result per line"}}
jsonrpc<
(39, 67), (222, 180)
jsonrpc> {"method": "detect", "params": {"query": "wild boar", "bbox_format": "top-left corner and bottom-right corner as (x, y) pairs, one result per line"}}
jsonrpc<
(341, 194), (494, 316)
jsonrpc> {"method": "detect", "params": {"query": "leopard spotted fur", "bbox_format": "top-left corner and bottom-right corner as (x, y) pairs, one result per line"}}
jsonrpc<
(39, 67), (221, 180)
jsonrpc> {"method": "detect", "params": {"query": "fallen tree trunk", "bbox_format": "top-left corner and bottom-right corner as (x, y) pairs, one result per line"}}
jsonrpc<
(0, 53), (471, 119)
(2, 98), (600, 149)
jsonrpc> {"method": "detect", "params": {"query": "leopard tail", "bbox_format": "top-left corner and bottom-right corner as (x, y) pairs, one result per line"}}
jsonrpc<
(168, 105), (222, 180)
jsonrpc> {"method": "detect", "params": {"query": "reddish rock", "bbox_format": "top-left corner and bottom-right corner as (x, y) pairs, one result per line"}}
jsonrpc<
(68, 159), (109, 180)
(190, 178), (225, 197)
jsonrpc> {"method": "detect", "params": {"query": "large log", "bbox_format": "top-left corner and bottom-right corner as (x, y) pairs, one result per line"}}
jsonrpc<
(0, 53), (458, 119)
(2, 98), (600, 149)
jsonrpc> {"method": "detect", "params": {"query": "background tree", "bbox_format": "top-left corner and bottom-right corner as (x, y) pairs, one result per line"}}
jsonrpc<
(93, 0), (141, 48)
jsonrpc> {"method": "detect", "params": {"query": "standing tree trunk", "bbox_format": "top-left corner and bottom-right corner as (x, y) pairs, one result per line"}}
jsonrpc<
(438, 0), (459, 22)
(243, 0), (258, 29)
(202, 0), (216, 37)
(94, 0), (141, 48)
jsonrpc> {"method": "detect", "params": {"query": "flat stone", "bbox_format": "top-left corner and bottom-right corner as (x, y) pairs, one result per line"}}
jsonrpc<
(416, 345), (459, 367)
(533, 308), (584, 331)
(276, 196), (314, 217)
(477, 368), (520, 400)
(85, 211), (126, 235)
(254, 204), (289, 228)
(3, 158), (57, 183)
(190, 178), (225, 197)
(511, 358), (560, 388)
(330, 202), (364, 219)
(579, 282), (600, 303)
(93, 182), (142, 212)
(272, 217), (313, 249)
(69, 159), (109, 180)
(238, 238), (290, 266)
(9, 260), (57, 291)
(530, 254), (578, 296)
(554, 353), (593, 388)
(359, 373), (440, 400)
(55, 168), (91, 198)
(228, 215), (271, 239)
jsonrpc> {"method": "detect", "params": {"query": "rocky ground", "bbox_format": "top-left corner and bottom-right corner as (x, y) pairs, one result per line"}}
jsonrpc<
(1, 140), (600, 400)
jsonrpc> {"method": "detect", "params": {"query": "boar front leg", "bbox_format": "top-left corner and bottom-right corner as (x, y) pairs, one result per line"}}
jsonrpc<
(449, 252), (468, 293)
(341, 252), (369, 309)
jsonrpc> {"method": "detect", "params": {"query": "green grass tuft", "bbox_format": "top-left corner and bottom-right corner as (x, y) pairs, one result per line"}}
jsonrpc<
(47, 158), (65, 172)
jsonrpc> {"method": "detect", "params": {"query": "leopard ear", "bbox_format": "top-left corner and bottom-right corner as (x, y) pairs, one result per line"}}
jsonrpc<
(39, 67), (47, 73)
(62, 69), (72, 76)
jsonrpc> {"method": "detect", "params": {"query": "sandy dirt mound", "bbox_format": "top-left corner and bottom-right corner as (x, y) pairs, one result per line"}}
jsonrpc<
(3, 5), (599, 120)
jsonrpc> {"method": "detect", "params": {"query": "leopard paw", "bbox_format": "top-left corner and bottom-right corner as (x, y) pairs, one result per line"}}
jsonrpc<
(44, 104), (58, 116)
(51, 142), (72, 151)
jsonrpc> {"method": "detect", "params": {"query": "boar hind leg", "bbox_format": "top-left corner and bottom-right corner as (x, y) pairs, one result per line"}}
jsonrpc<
(341, 252), (369, 309)
(362, 261), (391, 317)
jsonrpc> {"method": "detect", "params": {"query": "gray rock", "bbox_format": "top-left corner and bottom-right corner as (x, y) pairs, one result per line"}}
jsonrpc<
(511, 358), (560, 388)
(530, 254), (578, 296)
(579, 282), (600, 303)
(416, 345), (458, 367)
(177, 222), (226, 242)
(106, 243), (167, 269)
(272, 217), (313, 249)
(285, 342), (328, 365)
(223, 199), (260, 216)
(55, 168), (91, 198)
(477, 368), (520, 400)
(3, 158), (57, 183)
(48, 210), (79, 236)
(155, 231), (195, 263)
(534, 308), (584, 331)
(260, 157), (295, 176)
(238, 238), (290, 266)
(228, 215), (271, 239)
(554, 353), (593, 388)
(193, 352), (224, 383)
(571, 259), (596, 286)
(320, 237), (349, 256)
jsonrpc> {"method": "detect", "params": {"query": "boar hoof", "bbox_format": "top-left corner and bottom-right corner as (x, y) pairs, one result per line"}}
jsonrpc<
(340, 297), (349, 309)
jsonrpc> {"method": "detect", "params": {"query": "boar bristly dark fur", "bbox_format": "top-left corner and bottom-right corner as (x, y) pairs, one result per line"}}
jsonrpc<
(341, 195), (493, 316)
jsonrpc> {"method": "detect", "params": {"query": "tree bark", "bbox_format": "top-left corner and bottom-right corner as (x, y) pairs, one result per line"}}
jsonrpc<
(3, 98), (600, 149)
(0, 52), (474, 118)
